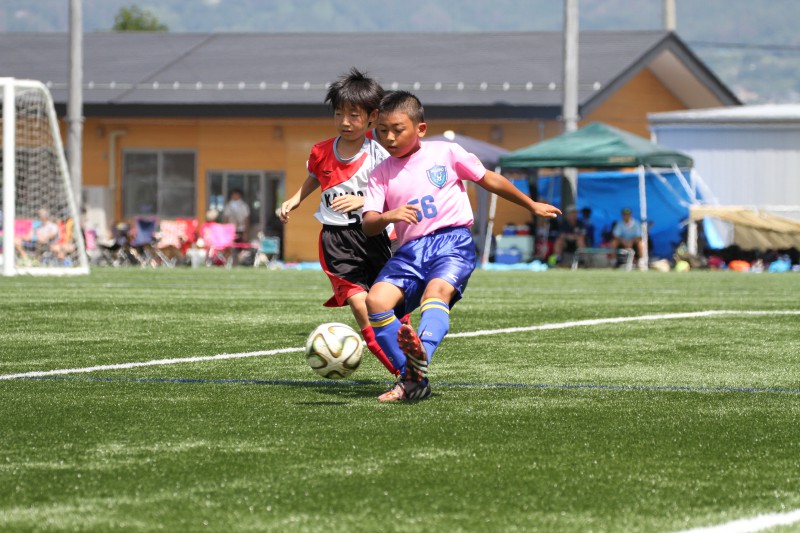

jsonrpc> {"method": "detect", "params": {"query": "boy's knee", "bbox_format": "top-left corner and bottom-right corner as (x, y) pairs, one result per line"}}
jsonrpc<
(365, 292), (388, 314)
(423, 281), (456, 304)
(365, 293), (378, 313)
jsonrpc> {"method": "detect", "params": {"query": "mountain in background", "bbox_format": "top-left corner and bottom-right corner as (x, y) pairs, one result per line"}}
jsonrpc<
(1, 0), (798, 104)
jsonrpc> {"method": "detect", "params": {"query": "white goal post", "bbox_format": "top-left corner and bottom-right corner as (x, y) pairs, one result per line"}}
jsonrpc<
(1, 78), (89, 276)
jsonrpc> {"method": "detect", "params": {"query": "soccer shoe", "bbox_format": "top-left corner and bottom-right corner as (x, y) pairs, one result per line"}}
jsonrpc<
(404, 379), (432, 401)
(377, 381), (406, 402)
(397, 324), (428, 382)
(377, 379), (431, 402)
(400, 313), (412, 326)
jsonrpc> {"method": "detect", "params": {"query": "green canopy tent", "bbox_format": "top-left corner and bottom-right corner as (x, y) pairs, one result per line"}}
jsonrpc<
(500, 121), (693, 169)
(498, 122), (694, 266)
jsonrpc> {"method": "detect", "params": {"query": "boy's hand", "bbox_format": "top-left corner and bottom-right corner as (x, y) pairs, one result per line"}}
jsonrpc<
(385, 204), (422, 225)
(278, 198), (300, 223)
(533, 202), (561, 218)
(331, 195), (364, 214)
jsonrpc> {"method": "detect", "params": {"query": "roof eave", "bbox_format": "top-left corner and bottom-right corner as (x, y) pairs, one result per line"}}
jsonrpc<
(60, 103), (563, 120)
(580, 32), (741, 117)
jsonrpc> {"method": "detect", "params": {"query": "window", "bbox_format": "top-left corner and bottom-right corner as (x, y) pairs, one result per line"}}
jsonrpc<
(123, 150), (196, 218)
(207, 170), (285, 238)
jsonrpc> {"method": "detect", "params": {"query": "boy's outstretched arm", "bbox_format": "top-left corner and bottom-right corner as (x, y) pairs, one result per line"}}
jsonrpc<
(279, 176), (320, 223)
(478, 170), (561, 218)
(362, 205), (421, 236)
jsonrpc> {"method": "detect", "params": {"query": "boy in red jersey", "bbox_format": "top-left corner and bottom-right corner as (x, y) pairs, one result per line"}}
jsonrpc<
(279, 68), (398, 377)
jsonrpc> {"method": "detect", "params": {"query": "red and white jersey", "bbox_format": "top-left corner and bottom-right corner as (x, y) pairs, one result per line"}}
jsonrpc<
(307, 136), (388, 226)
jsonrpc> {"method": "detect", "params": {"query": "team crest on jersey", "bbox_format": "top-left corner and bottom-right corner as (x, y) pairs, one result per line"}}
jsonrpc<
(427, 165), (448, 188)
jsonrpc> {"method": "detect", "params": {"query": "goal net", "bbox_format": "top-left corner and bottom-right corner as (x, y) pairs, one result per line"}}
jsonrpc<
(1, 78), (89, 276)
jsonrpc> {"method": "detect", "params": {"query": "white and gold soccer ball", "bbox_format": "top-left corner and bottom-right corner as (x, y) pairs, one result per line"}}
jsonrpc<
(305, 323), (364, 379)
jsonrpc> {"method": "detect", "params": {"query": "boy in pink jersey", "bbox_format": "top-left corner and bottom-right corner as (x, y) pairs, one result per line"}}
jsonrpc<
(279, 68), (398, 377)
(363, 91), (561, 402)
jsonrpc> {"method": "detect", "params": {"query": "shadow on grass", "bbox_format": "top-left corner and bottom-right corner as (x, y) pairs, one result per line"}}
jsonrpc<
(20, 375), (800, 396)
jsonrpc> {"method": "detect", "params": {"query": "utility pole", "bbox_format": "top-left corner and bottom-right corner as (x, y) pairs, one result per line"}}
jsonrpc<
(562, 0), (579, 133)
(562, 0), (579, 207)
(67, 0), (83, 210)
(664, 0), (676, 31)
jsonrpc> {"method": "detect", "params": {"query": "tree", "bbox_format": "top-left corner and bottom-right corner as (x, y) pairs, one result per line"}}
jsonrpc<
(112, 5), (168, 32)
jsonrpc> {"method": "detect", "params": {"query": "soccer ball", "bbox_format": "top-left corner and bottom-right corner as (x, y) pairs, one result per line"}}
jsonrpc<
(305, 322), (364, 379)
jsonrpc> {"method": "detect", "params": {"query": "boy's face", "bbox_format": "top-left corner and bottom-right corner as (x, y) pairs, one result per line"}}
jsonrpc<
(376, 111), (426, 158)
(334, 103), (376, 143)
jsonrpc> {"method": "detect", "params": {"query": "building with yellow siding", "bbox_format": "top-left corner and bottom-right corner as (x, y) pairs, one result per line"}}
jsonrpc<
(0, 31), (738, 261)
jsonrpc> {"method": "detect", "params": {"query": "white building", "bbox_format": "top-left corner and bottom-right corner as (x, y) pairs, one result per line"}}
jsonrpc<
(648, 105), (800, 222)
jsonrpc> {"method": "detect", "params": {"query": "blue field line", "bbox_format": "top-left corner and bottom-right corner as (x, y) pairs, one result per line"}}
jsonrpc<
(20, 375), (800, 395)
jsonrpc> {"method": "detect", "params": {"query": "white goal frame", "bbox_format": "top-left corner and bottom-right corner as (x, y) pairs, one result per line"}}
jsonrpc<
(1, 78), (89, 276)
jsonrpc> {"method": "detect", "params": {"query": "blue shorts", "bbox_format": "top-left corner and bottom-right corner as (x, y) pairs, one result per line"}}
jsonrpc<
(375, 226), (476, 315)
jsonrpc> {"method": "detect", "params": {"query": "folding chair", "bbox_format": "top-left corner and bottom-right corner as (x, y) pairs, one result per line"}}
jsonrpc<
(130, 217), (158, 267)
(96, 222), (137, 267)
(177, 218), (199, 254)
(253, 236), (281, 268)
(201, 222), (251, 267)
(5, 219), (34, 264)
(154, 220), (189, 267)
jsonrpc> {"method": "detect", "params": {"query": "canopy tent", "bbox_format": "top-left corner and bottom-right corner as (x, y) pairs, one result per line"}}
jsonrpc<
(499, 122), (693, 169)
(538, 171), (701, 258)
(425, 132), (510, 263)
(499, 122), (695, 266)
(689, 206), (800, 251)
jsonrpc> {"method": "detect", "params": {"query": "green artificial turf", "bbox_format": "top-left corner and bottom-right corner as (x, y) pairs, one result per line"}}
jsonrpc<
(1, 268), (799, 532)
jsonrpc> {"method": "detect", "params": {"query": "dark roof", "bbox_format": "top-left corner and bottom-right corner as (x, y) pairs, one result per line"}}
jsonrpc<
(0, 31), (739, 118)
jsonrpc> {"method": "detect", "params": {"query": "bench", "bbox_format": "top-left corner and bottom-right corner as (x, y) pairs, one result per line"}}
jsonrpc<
(571, 247), (635, 270)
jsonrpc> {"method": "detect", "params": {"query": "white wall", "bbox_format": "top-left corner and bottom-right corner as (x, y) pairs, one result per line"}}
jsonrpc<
(652, 124), (800, 221)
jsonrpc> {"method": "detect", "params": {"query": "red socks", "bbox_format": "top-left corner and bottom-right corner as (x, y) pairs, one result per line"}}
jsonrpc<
(361, 326), (399, 376)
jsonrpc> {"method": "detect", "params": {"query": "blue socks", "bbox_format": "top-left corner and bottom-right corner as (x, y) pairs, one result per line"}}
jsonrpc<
(418, 298), (450, 360)
(369, 298), (451, 376)
(368, 311), (406, 372)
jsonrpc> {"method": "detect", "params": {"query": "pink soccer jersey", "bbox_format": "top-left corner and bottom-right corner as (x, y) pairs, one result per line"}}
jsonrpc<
(365, 141), (486, 247)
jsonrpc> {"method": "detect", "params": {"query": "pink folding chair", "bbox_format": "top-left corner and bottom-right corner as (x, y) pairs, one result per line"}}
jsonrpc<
(201, 222), (253, 267)
(200, 223), (240, 267)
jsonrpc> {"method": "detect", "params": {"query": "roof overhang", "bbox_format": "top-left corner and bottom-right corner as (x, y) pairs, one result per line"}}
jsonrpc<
(581, 34), (740, 116)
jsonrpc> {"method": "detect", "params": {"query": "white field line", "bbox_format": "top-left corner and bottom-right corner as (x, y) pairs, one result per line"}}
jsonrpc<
(449, 309), (800, 338)
(0, 348), (301, 381)
(1, 309), (798, 381)
(675, 508), (800, 533)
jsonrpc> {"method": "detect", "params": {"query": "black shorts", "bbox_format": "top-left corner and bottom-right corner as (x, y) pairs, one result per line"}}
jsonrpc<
(318, 224), (391, 307)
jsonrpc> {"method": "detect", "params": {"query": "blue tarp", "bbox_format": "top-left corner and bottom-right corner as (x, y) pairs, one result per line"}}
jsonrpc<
(537, 170), (698, 258)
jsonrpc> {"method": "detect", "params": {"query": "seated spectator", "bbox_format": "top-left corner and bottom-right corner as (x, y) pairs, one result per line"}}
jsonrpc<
(34, 208), (59, 249)
(610, 207), (644, 259)
(581, 207), (596, 248)
(50, 219), (78, 266)
(551, 205), (586, 264)
(17, 208), (59, 262)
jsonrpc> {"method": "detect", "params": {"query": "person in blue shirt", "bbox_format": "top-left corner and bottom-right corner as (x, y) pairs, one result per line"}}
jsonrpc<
(610, 207), (644, 259)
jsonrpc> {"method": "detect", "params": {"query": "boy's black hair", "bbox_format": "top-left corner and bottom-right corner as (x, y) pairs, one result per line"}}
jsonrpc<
(379, 91), (425, 124)
(325, 67), (384, 114)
